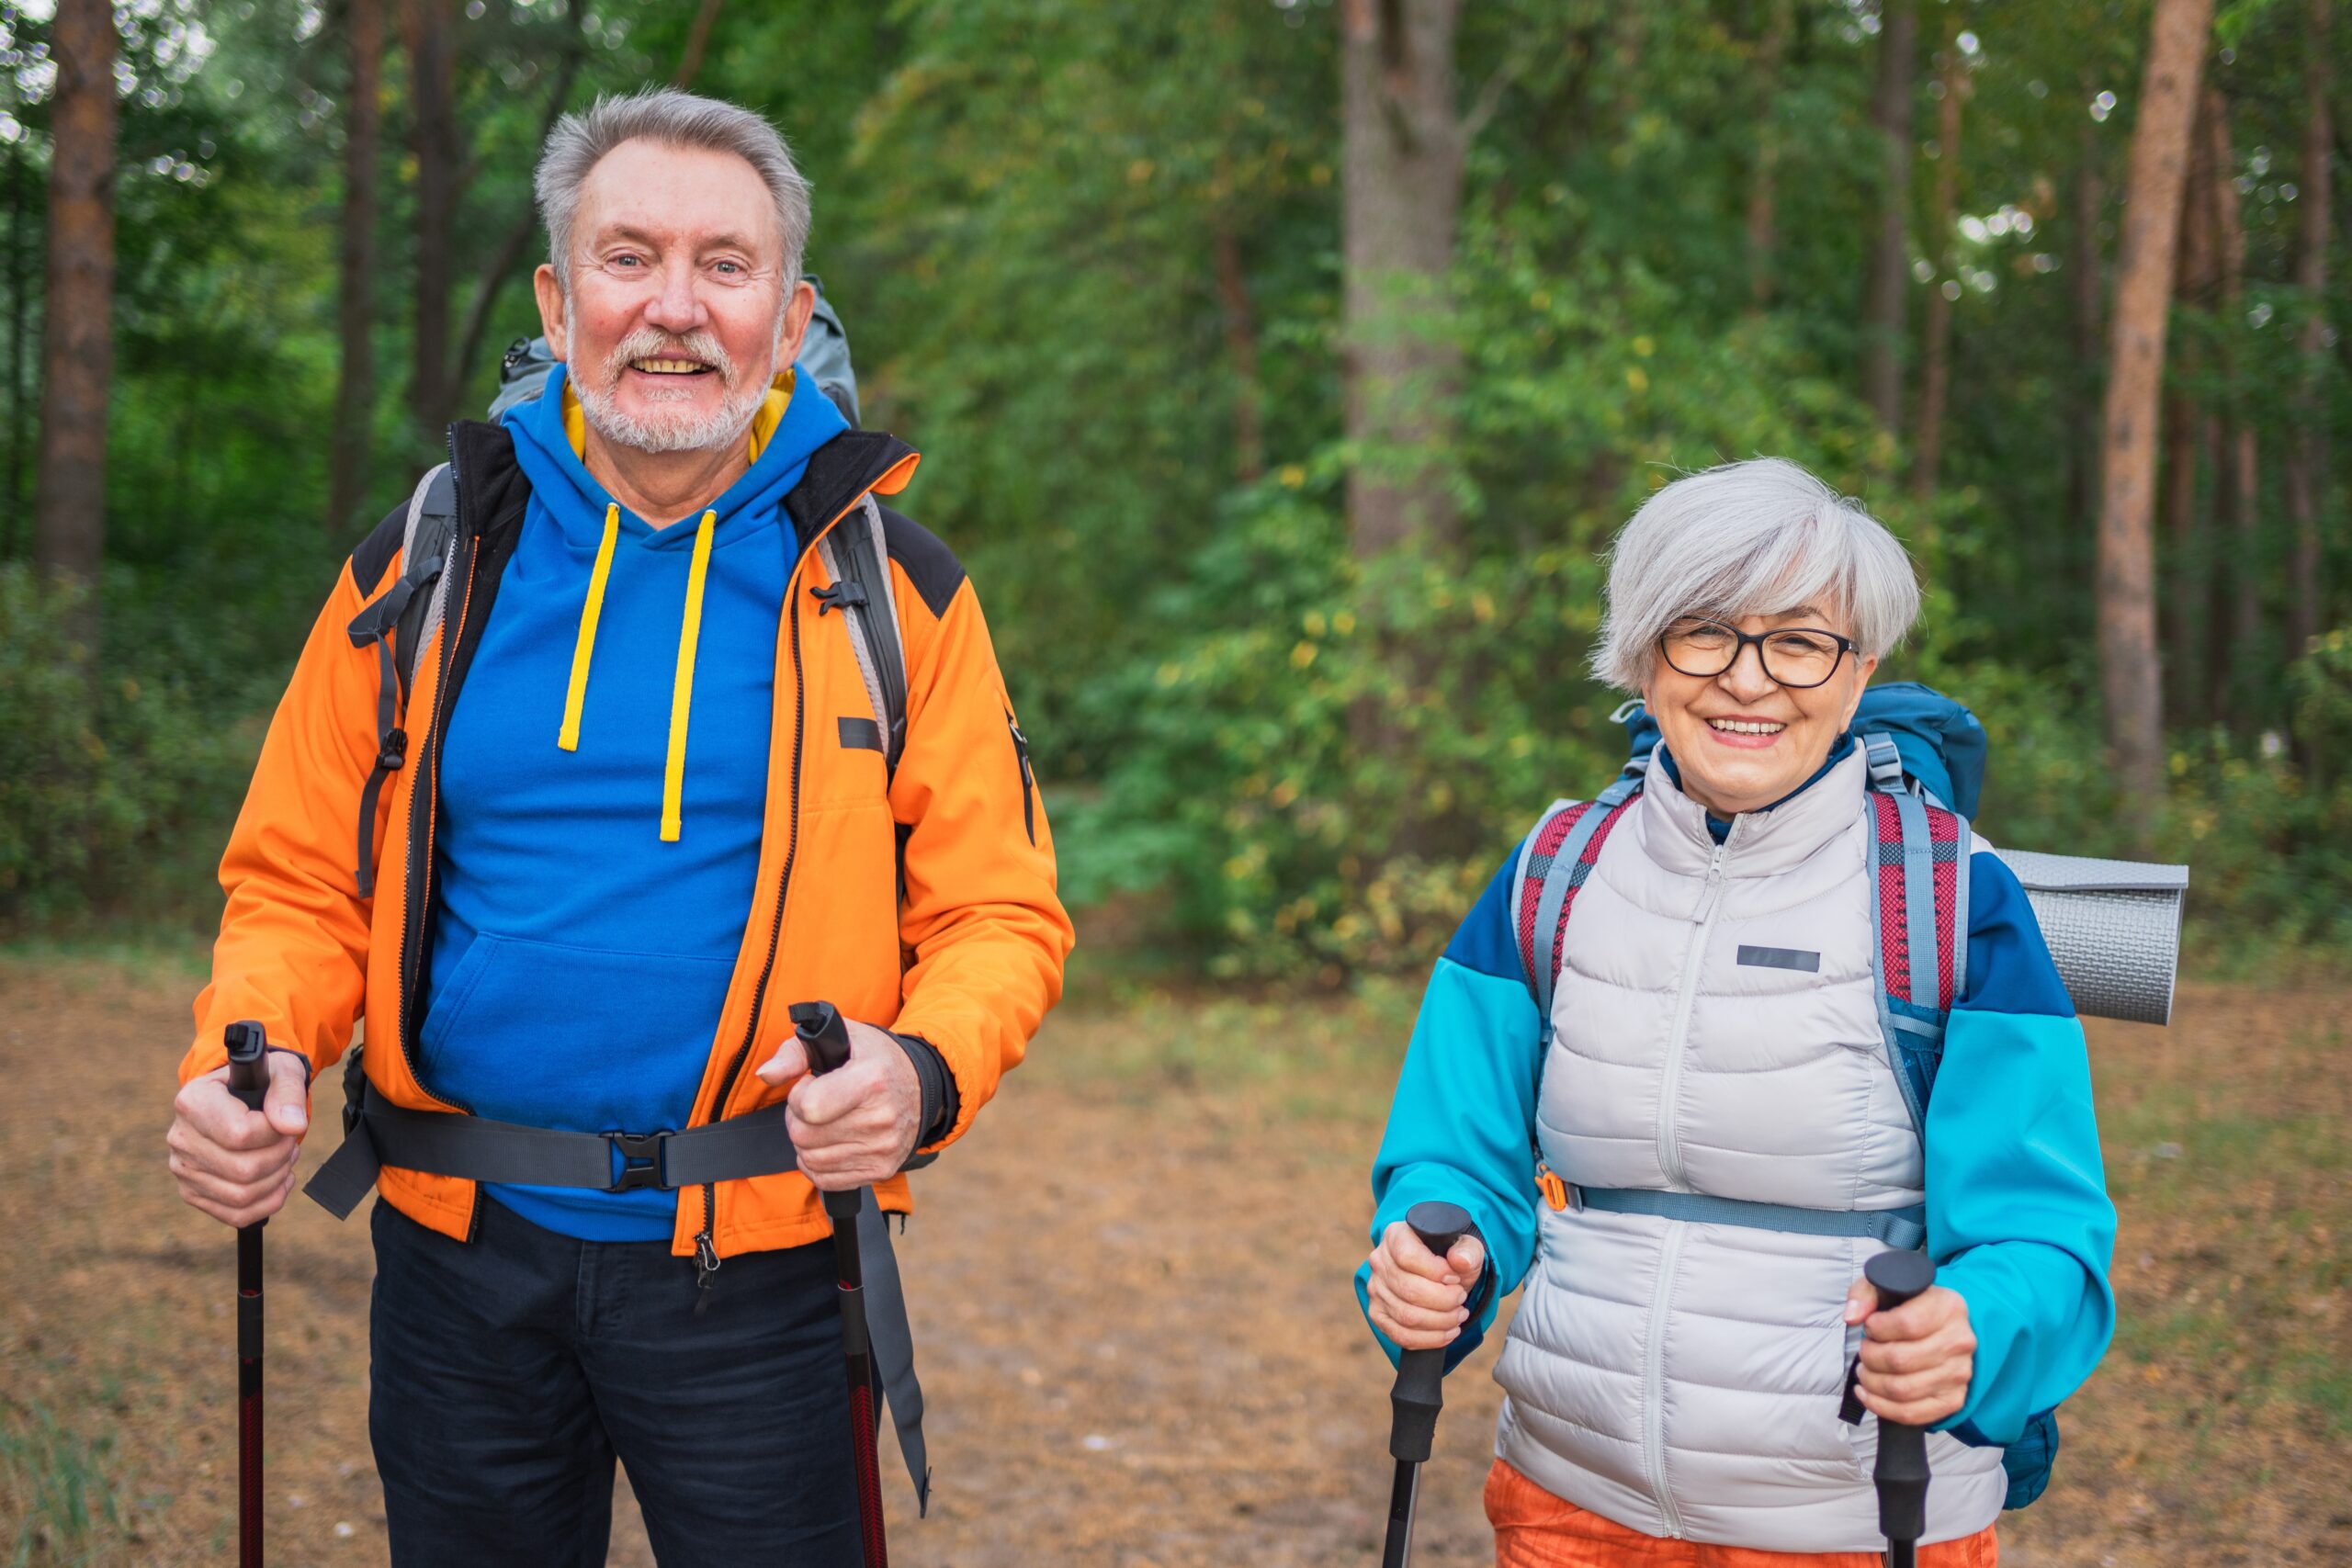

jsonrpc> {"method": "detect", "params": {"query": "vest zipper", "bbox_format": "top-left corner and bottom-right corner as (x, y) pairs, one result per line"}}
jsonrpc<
(1642, 1223), (1690, 1538)
(1655, 829), (1735, 1189)
(695, 518), (820, 1297)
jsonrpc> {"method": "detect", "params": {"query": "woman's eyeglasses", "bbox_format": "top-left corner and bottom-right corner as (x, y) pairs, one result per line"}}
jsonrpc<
(1657, 620), (1856, 689)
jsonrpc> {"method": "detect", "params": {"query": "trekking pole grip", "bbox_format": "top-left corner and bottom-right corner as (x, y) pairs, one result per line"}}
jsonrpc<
(1863, 1250), (1937, 1553)
(787, 1002), (864, 1225)
(225, 1021), (269, 1111)
(1387, 1201), (1476, 1464)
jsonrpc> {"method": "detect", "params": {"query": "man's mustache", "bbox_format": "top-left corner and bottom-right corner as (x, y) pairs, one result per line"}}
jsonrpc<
(600, 329), (736, 384)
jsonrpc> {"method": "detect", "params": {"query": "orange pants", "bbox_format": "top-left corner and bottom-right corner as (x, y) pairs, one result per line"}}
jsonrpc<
(1485, 1460), (1999, 1568)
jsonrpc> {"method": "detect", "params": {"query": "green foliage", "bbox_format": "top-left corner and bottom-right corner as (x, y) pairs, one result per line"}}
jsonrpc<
(0, 568), (258, 926)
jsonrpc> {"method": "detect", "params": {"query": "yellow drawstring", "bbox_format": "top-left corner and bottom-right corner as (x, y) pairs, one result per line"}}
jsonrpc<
(559, 503), (620, 751)
(661, 510), (718, 842)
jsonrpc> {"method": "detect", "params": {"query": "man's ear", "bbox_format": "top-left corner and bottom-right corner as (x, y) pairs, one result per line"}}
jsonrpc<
(533, 264), (569, 361)
(771, 278), (818, 374)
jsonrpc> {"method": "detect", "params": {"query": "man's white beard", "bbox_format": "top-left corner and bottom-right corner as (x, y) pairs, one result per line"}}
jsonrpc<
(571, 323), (774, 456)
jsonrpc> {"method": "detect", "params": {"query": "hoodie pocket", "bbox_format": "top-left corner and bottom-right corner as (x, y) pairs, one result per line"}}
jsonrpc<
(416, 932), (734, 1132)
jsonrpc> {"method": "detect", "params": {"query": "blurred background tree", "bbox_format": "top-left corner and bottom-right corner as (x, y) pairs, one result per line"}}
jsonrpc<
(0, 0), (2344, 971)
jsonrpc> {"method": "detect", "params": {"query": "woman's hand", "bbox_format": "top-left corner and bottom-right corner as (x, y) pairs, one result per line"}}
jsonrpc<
(1366, 1221), (1486, 1351)
(1845, 1274), (1977, 1427)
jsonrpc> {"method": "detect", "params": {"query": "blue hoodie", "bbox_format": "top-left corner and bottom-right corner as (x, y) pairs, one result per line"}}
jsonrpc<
(421, 363), (849, 1240)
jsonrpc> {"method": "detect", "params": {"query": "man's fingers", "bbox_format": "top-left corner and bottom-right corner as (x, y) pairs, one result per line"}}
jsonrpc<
(754, 1037), (808, 1088)
(263, 1053), (311, 1135)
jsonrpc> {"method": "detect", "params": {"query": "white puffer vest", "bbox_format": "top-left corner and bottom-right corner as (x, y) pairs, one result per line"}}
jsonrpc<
(1493, 748), (2006, 1551)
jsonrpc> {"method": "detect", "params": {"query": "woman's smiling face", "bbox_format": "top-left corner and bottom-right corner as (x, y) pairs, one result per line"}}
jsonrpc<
(1641, 604), (1878, 819)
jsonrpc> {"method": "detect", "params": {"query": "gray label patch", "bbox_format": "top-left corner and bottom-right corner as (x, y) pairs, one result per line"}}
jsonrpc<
(1737, 945), (1821, 973)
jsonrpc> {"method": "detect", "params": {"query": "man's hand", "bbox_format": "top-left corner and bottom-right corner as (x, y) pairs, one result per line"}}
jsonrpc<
(755, 1018), (921, 1189)
(168, 1053), (311, 1227)
(1365, 1220), (1487, 1351)
(1845, 1274), (1977, 1427)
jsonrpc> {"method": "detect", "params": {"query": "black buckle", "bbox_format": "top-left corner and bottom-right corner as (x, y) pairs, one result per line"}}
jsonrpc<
(811, 581), (868, 616)
(379, 728), (408, 772)
(608, 1131), (670, 1191)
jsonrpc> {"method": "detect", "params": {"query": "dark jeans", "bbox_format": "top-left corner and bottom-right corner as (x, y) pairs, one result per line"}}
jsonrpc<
(369, 1195), (860, 1568)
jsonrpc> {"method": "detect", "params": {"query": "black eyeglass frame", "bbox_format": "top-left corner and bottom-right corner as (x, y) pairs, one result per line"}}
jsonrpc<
(1656, 620), (1859, 690)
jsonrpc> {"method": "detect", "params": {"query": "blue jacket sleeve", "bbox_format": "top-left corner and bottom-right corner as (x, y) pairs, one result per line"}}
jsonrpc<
(1928, 849), (2119, 1442)
(1355, 841), (1545, 1372)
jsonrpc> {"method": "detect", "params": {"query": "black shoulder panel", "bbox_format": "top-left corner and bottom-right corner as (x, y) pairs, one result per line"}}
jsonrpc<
(876, 505), (967, 619)
(349, 499), (411, 595)
(449, 421), (531, 548)
(784, 430), (920, 550)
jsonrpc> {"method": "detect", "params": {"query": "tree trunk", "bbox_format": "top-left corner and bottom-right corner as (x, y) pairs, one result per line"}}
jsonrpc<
(32, 0), (119, 610)
(1746, 0), (1793, 310)
(1861, 0), (1917, 440)
(330, 0), (385, 542)
(1213, 222), (1265, 484)
(2286, 0), (2331, 673)
(1340, 0), (1464, 558)
(2202, 88), (2265, 724)
(2163, 94), (2222, 725)
(402, 0), (461, 443)
(2098, 0), (2214, 831)
(6, 140), (31, 559)
(1912, 30), (1965, 502)
(2067, 105), (2106, 539)
(673, 0), (724, 90)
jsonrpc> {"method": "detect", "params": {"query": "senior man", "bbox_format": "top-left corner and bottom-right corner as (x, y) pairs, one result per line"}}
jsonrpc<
(164, 89), (1071, 1566)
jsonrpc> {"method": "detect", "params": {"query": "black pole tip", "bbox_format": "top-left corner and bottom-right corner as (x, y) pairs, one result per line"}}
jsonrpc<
(1405, 1200), (1474, 1258)
(1864, 1249), (1938, 1312)
(224, 1021), (268, 1104)
(789, 1001), (854, 1076)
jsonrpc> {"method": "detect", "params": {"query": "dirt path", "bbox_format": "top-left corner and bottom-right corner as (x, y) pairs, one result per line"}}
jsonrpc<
(2, 958), (2346, 1565)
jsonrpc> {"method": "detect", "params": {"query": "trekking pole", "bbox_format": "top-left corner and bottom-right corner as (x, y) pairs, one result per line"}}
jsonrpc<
(788, 1001), (890, 1568)
(1379, 1200), (1475, 1568)
(224, 1021), (271, 1568)
(1864, 1250), (1938, 1568)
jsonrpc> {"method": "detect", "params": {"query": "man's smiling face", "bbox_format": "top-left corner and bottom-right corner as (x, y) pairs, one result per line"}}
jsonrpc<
(537, 137), (810, 454)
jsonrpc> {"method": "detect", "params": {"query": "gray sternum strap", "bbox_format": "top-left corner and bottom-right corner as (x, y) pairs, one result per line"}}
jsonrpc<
(1572, 1187), (1928, 1253)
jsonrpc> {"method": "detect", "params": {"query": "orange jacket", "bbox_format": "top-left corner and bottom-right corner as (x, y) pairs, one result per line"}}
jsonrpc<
(181, 421), (1073, 1259)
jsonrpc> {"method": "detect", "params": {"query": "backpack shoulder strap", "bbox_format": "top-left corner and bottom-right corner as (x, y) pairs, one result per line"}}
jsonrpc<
(342, 463), (457, 897)
(1860, 731), (1971, 1134)
(816, 492), (910, 779)
(1515, 773), (1645, 1042)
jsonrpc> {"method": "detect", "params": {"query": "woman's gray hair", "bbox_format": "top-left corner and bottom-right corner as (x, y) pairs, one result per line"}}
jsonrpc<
(1590, 457), (1921, 691)
(536, 88), (811, 288)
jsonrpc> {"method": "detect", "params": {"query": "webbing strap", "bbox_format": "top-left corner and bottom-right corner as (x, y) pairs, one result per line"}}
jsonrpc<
(1574, 1187), (1928, 1252)
(1531, 777), (1641, 1027)
(854, 1190), (932, 1513)
(303, 1080), (801, 1219)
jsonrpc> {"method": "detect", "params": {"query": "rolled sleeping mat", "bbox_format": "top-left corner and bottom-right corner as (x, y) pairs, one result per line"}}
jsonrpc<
(1986, 847), (2188, 1025)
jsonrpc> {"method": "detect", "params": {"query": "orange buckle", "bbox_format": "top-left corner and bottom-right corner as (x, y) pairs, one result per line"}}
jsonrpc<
(1535, 1164), (1570, 1213)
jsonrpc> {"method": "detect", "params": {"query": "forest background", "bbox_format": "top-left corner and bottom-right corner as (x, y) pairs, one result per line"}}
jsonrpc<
(2, 0), (2347, 977)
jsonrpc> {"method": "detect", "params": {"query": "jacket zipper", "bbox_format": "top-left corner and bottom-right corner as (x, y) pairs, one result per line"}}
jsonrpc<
(1007, 711), (1035, 845)
(694, 495), (870, 1293)
(1642, 1223), (1690, 1537)
(1654, 829), (1735, 1188)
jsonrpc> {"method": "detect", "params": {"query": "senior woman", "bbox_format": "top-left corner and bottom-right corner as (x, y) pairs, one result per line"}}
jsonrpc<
(1358, 459), (2115, 1567)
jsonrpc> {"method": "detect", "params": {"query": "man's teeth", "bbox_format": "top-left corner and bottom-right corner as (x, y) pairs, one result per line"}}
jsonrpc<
(632, 358), (708, 374)
(1709, 718), (1785, 735)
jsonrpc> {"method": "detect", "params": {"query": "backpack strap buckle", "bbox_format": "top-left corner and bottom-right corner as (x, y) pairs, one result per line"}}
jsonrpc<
(607, 1131), (670, 1192)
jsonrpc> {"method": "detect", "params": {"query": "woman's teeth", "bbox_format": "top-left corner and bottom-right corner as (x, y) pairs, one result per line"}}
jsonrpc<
(1708, 718), (1785, 735)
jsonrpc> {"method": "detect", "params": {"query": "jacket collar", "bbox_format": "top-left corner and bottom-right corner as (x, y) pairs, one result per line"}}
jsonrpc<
(1635, 743), (1868, 879)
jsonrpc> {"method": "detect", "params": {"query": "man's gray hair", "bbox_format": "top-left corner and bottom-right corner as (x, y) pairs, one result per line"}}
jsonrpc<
(1590, 457), (1921, 691)
(536, 88), (811, 288)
